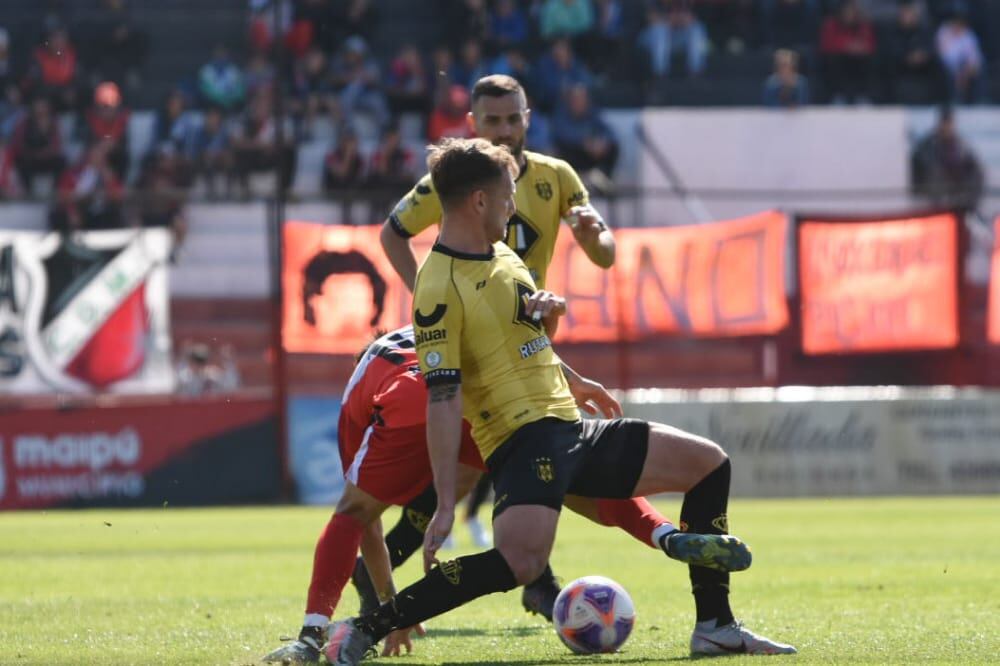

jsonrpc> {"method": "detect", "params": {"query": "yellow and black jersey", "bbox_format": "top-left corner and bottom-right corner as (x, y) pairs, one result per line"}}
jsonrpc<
(413, 241), (579, 460)
(388, 150), (589, 289)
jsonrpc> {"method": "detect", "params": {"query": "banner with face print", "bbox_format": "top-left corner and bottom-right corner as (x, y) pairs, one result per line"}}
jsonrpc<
(0, 229), (173, 394)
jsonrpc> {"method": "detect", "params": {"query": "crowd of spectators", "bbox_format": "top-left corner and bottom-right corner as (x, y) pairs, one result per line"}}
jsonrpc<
(0, 0), (995, 222)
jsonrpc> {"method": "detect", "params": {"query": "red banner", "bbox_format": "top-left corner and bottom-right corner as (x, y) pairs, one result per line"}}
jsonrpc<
(990, 217), (1000, 344)
(799, 213), (959, 355)
(282, 211), (789, 354)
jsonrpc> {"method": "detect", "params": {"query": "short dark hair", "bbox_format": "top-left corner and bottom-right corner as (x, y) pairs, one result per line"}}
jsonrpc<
(471, 74), (524, 105)
(427, 137), (519, 208)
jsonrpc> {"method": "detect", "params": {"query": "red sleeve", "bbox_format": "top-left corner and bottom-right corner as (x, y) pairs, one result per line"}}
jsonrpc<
(372, 364), (427, 430)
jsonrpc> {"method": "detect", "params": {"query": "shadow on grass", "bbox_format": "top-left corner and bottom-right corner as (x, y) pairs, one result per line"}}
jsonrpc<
(426, 626), (547, 638)
(434, 657), (691, 665)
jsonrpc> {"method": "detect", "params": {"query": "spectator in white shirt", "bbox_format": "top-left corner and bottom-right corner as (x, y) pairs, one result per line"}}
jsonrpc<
(935, 12), (984, 103)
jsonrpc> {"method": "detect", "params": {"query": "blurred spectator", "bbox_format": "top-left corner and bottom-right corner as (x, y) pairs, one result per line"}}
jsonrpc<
(490, 0), (529, 49)
(0, 139), (15, 199)
(539, 0), (595, 41)
(198, 45), (246, 112)
(175, 342), (230, 396)
(429, 46), (457, 100)
(445, 0), (490, 49)
(587, 0), (625, 72)
(491, 48), (538, 100)
(535, 38), (594, 112)
(0, 28), (11, 91)
(368, 123), (414, 189)
(83, 82), (131, 179)
(428, 85), (473, 142)
(25, 27), (79, 111)
(294, 0), (336, 52)
(884, 1), (939, 104)
(323, 129), (364, 193)
(333, 0), (380, 45)
(525, 94), (553, 153)
(910, 107), (983, 212)
(244, 51), (277, 99)
(638, 2), (709, 80)
(759, 0), (819, 49)
(553, 85), (618, 183)
(183, 106), (232, 198)
(248, 0), (294, 55)
(694, 0), (754, 54)
(451, 39), (490, 91)
(0, 84), (24, 142)
(290, 46), (332, 138)
(50, 140), (125, 232)
(137, 145), (188, 251)
(86, 0), (149, 92)
(935, 12), (984, 104)
(330, 36), (390, 130)
(762, 49), (810, 107)
(385, 44), (430, 114)
(819, 0), (877, 104)
(152, 89), (198, 155)
(10, 96), (66, 196)
(231, 90), (297, 196)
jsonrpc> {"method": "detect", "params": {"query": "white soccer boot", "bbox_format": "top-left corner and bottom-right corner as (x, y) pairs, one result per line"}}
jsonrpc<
(691, 619), (797, 656)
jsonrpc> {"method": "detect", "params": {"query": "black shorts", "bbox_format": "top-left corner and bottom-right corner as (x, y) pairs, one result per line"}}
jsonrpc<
(484, 417), (649, 518)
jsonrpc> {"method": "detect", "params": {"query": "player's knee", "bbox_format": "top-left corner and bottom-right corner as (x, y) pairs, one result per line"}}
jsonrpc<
(497, 547), (548, 586)
(334, 487), (380, 524)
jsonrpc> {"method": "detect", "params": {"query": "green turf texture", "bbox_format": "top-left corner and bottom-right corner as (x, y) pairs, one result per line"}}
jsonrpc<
(1, 496), (997, 664)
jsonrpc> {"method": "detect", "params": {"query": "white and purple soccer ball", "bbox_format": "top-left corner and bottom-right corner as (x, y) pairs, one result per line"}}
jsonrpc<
(552, 576), (636, 654)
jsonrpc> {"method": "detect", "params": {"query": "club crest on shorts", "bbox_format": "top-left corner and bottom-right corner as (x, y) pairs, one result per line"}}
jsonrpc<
(439, 558), (462, 585)
(534, 456), (555, 483)
(406, 508), (431, 532)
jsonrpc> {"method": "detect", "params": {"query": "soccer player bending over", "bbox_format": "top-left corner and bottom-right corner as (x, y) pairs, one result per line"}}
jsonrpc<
(323, 138), (796, 664)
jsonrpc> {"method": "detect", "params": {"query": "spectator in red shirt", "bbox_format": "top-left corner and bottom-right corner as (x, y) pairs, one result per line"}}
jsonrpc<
(819, 0), (876, 103)
(427, 84), (473, 143)
(83, 81), (131, 179)
(50, 140), (124, 232)
(11, 97), (66, 196)
(25, 27), (79, 111)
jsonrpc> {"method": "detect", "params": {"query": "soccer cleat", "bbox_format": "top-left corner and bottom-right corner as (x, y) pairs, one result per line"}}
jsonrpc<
(323, 619), (377, 666)
(665, 533), (752, 572)
(691, 620), (797, 656)
(466, 517), (492, 548)
(350, 556), (380, 616)
(521, 572), (560, 622)
(261, 626), (323, 663)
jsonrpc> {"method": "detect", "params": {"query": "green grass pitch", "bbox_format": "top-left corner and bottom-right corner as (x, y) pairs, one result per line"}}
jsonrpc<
(1, 496), (997, 664)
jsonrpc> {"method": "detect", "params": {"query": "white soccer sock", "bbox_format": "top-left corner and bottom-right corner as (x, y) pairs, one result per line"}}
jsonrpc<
(651, 522), (678, 552)
(303, 613), (330, 629)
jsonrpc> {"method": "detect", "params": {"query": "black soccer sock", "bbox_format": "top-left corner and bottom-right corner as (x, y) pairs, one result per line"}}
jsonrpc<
(679, 458), (734, 626)
(386, 483), (438, 568)
(356, 548), (518, 642)
(464, 474), (492, 520)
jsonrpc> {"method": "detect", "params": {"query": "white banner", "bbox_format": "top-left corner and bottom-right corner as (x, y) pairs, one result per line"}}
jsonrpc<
(0, 229), (174, 394)
(625, 387), (1000, 497)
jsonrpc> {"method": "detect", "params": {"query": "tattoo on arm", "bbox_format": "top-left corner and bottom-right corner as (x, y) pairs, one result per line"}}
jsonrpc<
(429, 382), (460, 402)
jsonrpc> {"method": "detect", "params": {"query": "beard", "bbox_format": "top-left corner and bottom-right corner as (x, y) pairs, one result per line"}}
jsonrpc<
(493, 136), (524, 161)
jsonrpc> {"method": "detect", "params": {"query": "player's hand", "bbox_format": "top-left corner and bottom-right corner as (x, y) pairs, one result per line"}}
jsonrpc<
(566, 205), (607, 244)
(422, 506), (455, 573)
(381, 623), (426, 657)
(567, 375), (622, 418)
(524, 290), (566, 321)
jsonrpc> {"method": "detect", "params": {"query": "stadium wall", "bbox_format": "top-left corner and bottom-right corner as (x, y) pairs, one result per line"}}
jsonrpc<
(625, 387), (1000, 497)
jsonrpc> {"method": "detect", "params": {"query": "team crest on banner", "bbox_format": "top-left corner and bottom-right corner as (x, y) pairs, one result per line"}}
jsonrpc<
(0, 230), (174, 394)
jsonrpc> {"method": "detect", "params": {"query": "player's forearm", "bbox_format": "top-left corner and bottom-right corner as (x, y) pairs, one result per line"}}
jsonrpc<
(380, 221), (418, 292)
(426, 383), (463, 511)
(359, 519), (396, 603)
(582, 229), (616, 268)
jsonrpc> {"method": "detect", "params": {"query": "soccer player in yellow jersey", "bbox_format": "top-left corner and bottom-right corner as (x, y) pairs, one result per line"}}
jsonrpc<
(352, 73), (616, 619)
(325, 139), (795, 663)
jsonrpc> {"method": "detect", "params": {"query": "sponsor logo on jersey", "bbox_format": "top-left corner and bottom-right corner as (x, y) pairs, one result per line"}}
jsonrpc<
(475, 279), (487, 290)
(415, 303), (447, 327)
(535, 179), (553, 201)
(439, 558), (462, 585)
(415, 328), (447, 345)
(424, 351), (442, 368)
(519, 335), (551, 359)
(534, 456), (555, 483)
(568, 191), (587, 207)
(415, 183), (432, 196)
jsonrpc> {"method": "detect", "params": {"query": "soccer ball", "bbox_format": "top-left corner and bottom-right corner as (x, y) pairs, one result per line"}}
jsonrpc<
(552, 576), (635, 654)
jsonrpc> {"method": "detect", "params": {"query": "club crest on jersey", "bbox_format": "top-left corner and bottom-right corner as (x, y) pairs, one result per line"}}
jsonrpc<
(439, 559), (462, 585)
(424, 351), (442, 368)
(534, 179), (553, 201)
(534, 456), (555, 483)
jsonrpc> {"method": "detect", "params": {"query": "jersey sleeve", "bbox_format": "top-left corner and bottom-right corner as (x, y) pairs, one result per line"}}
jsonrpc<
(387, 173), (443, 238)
(413, 265), (463, 387)
(555, 159), (590, 217)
